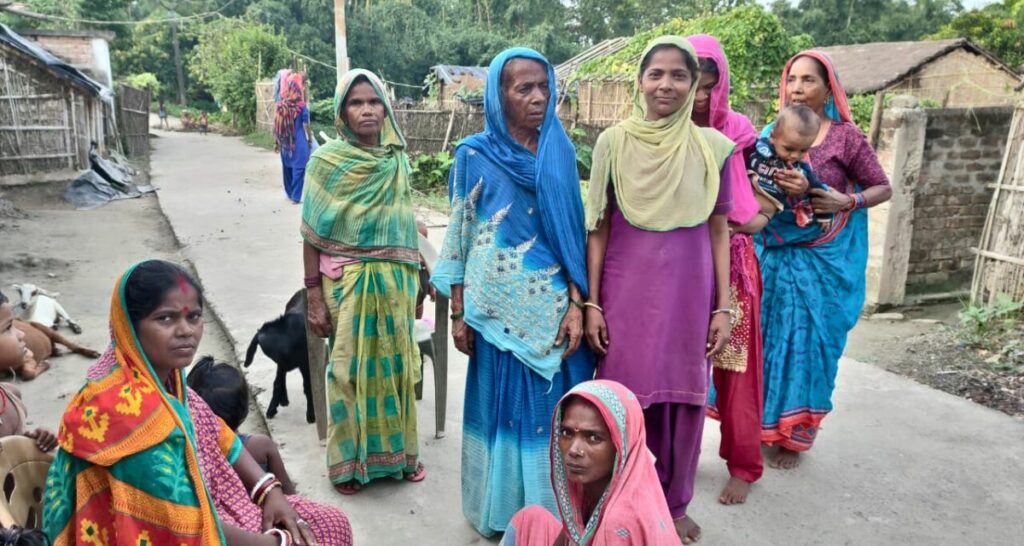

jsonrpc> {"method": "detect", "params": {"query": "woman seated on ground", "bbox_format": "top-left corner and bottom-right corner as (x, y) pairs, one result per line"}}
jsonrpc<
(43, 260), (351, 546)
(502, 380), (681, 546)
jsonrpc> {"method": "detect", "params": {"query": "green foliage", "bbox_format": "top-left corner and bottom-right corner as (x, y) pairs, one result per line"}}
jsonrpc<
(575, 6), (811, 113)
(568, 127), (593, 180)
(124, 73), (162, 95)
(189, 18), (290, 130)
(772, 0), (963, 47)
(309, 99), (335, 125)
(847, 94), (876, 133)
(571, 0), (751, 43)
(931, 0), (1024, 69)
(410, 151), (454, 193)
(959, 294), (1024, 372)
(960, 294), (1024, 338)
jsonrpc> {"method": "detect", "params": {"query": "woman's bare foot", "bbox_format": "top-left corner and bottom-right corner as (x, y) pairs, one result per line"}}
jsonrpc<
(718, 476), (751, 505)
(769, 447), (801, 469)
(673, 515), (701, 544)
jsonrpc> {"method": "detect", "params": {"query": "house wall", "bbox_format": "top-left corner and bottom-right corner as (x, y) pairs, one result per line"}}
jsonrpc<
(21, 33), (113, 89)
(904, 106), (1013, 294)
(886, 48), (1020, 108)
(0, 44), (99, 181)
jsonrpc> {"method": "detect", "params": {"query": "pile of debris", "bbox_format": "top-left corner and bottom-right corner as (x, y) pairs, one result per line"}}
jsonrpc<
(63, 144), (155, 210)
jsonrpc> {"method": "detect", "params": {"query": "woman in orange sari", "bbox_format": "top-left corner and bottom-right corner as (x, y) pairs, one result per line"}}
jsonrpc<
(43, 260), (350, 546)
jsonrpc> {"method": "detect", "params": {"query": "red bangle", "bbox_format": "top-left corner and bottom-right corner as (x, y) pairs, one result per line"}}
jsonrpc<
(304, 275), (321, 289)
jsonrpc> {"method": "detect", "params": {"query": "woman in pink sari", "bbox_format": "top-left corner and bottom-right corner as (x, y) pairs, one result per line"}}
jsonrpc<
(500, 380), (681, 546)
(688, 34), (766, 506)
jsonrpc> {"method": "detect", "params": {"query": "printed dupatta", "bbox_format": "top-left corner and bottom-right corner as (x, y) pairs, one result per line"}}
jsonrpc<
(551, 381), (680, 545)
(43, 263), (224, 546)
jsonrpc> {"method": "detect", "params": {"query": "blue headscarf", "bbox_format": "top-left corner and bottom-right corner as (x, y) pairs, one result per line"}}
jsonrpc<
(459, 48), (589, 297)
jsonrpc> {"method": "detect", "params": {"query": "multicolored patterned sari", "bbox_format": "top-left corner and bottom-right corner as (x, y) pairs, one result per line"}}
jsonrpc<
(502, 380), (681, 546)
(43, 264), (226, 546)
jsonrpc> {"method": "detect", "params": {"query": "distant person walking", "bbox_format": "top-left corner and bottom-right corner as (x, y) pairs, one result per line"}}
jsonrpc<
(274, 73), (312, 203)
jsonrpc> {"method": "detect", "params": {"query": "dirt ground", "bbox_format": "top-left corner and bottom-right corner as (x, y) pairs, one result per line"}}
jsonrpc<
(0, 177), (267, 437)
(847, 303), (1023, 419)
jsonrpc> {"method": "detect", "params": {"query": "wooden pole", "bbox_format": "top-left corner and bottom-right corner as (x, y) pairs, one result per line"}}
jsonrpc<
(63, 88), (73, 168)
(304, 291), (329, 440)
(868, 91), (885, 149)
(334, 0), (349, 85)
(440, 110), (456, 152)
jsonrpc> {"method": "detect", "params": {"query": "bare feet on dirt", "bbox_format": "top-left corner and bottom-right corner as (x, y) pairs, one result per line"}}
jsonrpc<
(769, 447), (801, 469)
(718, 476), (751, 505)
(673, 515), (701, 544)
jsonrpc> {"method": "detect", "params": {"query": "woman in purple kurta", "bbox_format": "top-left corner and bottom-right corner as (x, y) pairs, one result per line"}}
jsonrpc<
(584, 37), (735, 545)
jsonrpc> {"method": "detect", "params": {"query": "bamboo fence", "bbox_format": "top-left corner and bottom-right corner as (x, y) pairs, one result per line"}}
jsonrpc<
(118, 84), (149, 157)
(971, 100), (1024, 304)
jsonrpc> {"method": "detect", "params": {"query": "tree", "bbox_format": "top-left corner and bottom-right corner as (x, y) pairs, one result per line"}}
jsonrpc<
(189, 18), (290, 128)
(576, 5), (811, 110)
(568, 0), (751, 44)
(771, 0), (963, 47)
(931, 0), (1024, 69)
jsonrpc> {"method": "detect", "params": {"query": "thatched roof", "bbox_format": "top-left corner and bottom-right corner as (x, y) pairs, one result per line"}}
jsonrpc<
(555, 37), (630, 83)
(817, 38), (1021, 95)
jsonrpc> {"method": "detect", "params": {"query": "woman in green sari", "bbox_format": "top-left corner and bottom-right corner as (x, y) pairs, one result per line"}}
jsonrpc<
(301, 69), (425, 495)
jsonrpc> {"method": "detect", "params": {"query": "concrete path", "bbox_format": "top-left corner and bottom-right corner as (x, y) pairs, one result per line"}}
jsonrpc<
(148, 128), (1024, 545)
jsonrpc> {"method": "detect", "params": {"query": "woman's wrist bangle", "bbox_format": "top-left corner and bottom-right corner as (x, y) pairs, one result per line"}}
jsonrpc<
(450, 310), (465, 320)
(583, 302), (604, 313)
(757, 211), (773, 222)
(265, 528), (293, 546)
(250, 473), (275, 501)
(304, 275), (321, 289)
(711, 308), (737, 326)
(570, 298), (585, 311)
(256, 480), (283, 507)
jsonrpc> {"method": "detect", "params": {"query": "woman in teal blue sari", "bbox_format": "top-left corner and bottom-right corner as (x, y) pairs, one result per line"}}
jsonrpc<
(757, 51), (892, 469)
(432, 48), (595, 537)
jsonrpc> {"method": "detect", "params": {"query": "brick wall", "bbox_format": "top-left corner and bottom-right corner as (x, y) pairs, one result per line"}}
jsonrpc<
(905, 106), (1013, 293)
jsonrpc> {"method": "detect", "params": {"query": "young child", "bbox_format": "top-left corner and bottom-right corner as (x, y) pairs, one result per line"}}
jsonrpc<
(158, 100), (169, 130)
(186, 356), (297, 494)
(750, 104), (832, 229)
(198, 111), (209, 135)
(0, 291), (58, 453)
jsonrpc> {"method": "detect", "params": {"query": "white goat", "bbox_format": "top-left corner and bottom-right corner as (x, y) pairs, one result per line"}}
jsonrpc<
(11, 283), (82, 334)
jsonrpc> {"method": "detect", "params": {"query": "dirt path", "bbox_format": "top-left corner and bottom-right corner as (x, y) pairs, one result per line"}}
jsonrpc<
(0, 178), (242, 443)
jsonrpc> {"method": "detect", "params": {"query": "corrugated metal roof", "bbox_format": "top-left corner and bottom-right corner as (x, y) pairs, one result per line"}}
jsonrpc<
(431, 65), (488, 85)
(554, 37), (631, 83)
(817, 38), (1021, 95)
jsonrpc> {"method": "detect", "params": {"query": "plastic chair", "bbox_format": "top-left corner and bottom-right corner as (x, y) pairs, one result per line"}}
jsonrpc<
(0, 436), (54, 529)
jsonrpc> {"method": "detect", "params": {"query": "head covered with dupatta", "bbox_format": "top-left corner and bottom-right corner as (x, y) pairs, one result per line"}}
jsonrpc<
(688, 33), (760, 226)
(551, 380), (680, 545)
(778, 50), (852, 124)
(274, 72), (306, 151)
(459, 47), (589, 297)
(299, 68), (419, 265)
(45, 261), (224, 545)
(585, 36), (734, 233)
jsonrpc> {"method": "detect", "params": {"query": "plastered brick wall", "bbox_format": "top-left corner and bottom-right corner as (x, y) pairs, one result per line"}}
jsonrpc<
(905, 107), (1012, 293)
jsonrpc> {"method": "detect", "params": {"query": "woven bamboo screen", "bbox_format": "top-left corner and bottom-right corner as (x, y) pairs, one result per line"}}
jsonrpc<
(971, 100), (1024, 304)
(255, 80), (275, 133)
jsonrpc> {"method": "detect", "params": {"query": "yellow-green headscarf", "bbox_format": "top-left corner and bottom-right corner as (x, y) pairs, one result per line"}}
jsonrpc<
(585, 36), (735, 232)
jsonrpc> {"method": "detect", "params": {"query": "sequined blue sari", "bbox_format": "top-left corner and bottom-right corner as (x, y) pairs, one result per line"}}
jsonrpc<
(431, 48), (594, 537)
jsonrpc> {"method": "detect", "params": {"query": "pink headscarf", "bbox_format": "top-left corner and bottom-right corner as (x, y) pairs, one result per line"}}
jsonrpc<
(688, 34), (759, 226)
(777, 50), (853, 123)
(552, 380), (681, 545)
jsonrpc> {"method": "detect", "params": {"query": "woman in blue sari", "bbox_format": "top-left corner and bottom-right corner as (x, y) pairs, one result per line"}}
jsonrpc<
(432, 48), (595, 537)
(757, 51), (891, 469)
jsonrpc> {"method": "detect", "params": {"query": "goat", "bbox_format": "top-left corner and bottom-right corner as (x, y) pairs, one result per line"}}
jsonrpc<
(244, 289), (313, 423)
(11, 283), (82, 334)
(13, 320), (100, 379)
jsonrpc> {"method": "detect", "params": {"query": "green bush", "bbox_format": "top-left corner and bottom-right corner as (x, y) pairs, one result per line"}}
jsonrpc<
(124, 73), (161, 96)
(309, 99), (335, 125)
(410, 152), (454, 193)
(576, 6), (812, 116)
(568, 127), (593, 180)
(189, 19), (290, 130)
